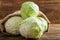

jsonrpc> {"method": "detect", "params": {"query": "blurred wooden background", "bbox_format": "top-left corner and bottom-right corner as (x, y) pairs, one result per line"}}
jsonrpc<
(0, 0), (60, 24)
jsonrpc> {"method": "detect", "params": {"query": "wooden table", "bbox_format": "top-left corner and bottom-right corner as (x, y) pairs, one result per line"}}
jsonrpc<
(0, 24), (60, 40)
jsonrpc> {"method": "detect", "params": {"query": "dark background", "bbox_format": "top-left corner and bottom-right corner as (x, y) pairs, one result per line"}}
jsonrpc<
(0, 0), (60, 24)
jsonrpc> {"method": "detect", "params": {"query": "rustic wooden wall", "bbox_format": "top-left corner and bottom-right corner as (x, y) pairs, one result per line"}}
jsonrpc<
(0, 0), (60, 23)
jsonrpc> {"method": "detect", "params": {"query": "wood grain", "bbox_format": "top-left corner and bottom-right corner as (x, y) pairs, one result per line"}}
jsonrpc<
(0, 24), (60, 40)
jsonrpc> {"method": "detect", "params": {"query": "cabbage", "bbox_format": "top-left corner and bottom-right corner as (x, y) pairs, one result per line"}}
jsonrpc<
(19, 17), (44, 38)
(5, 16), (23, 35)
(20, 2), (39, 19)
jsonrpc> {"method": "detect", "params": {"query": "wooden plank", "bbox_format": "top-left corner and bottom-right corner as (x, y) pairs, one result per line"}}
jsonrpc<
(0, 24), (60, 40)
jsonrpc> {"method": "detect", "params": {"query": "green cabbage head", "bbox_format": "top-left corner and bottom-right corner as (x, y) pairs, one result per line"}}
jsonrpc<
(19, 17), (46, 38)
(5, 16), (23, 35)
(20, 1), (39, 19)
